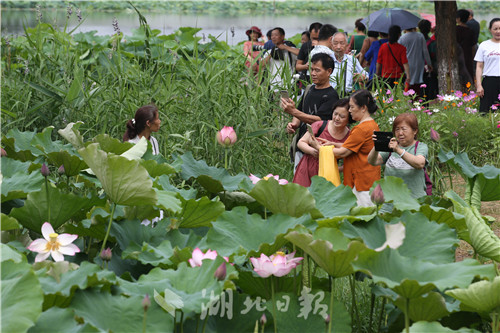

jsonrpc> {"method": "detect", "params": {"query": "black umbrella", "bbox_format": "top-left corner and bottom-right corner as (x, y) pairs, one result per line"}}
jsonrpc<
(361, 8), (422, 34)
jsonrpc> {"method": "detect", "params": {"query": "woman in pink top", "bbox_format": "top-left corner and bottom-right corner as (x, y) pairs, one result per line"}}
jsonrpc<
(243, 26), (264, 76)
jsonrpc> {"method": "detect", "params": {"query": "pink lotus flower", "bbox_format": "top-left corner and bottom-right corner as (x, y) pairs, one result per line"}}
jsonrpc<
(216, 126), (237, 147)
(371, 184), (385, 206)
(250, 251), (303, 278)
(249, 174), (288, 185)
(27, 222), (80, 262)
(188, 248), (229, 267)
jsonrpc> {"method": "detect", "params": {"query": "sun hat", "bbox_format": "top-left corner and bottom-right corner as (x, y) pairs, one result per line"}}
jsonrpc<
(246, 26), (263, 38)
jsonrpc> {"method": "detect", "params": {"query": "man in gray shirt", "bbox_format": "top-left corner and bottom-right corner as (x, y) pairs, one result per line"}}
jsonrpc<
(399, 28), (432, 97)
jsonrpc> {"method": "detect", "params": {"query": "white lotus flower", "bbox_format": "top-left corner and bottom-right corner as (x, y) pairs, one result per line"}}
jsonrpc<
(27, 222), (80, 262)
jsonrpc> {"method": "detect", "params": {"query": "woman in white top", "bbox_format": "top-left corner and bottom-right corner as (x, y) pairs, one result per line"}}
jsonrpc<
(123, 104), (161, 155)
(475, 18), (500, 113)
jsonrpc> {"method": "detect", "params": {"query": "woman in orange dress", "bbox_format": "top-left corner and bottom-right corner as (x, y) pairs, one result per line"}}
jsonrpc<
(332, 90), (381, 206)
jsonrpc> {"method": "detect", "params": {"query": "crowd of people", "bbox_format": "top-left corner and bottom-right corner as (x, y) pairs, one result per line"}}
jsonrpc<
(124, 13), (499, 209)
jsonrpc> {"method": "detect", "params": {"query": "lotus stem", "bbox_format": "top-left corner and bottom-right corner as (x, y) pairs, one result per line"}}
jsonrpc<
(369, 291), (375, 333)
(349, 274), (361, 330)
(404, 298), (410, 333)
(271, 276), (278, 333)
(44, 177), (51, 222)
(302, 253), (310, 288)
(328, 277), (335, 333)
(142, 308), (147, 333)
(201, 313), (208, 333)
(195, 317), (199, 333)
(100, 202), (116, 254)
(180, 311), (184, 333)
(224, 149), (228, 170)
(377, 297), (386, 333)
(492, 311), (499, 333)
(495, 262), (499, 276)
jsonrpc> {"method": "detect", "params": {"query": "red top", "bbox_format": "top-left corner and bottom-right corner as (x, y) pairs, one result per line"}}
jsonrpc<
(377, 43), (408, 79)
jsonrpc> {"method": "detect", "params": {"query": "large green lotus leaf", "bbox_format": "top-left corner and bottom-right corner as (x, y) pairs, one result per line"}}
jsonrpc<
(118, 258), (237, 315)
(179, 152), (250, 193)
(249, 178), (319, 218)
(2, 128), (41, 160)
(141, 158), (176, 177)
(408, 321), (481, 333)
(445, 276), (500, 317)
(309, 177), (357, 217)
(419, 204), (469, 243)
(110, 219), (169, 250)
(375, 177), (420, 211)
(1, 243), (25, 263)
(394, 292), (450, 322)
(71, 289), (174, 332)
(10, 185), (105, 232)
(353, 249), (496, 299)
(448, 196), (500, 262)
(394, 211), (458, 264)
(28, 307), (99, 333)
(57, 122), (85, 149)
(1, 156), (32, 177)
(183, 291), (265, 333)
(1, 169), (44, 203)
(317, 206), (377, 228)
(31, 126), (66, 154)
(340, 216), (389, 249)
(155, 174), (198, 199)
(285, 227), (365, 278)
(46, 150), (88, 177)
(78, 143), (157, 206)
(122, 229), (201, 267)
(35, 261), (117, 309)
(1, 260), (43, 333)
(439, 150), (500, 202)
(92, 134), (135, 155)
(155, 189), (182, 214)
(1, 213), (21, 231)
(174, 196), (225, 228)
(204, 206), (313, 257)
(268, 292), (351, 333)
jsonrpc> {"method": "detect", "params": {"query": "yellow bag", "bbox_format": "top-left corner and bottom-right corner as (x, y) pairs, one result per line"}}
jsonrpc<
(318, 145), (341, 186)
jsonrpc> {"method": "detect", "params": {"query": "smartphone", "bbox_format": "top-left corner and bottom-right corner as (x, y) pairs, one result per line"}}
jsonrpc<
(373, 131), (393, 152)
(306, 124), (315, 137)
(280, 90), (290, 100)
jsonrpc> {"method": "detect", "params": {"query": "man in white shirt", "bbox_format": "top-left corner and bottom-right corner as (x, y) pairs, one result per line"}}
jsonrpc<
(309, 24), (338, 60)
(331, 32), (368, 96)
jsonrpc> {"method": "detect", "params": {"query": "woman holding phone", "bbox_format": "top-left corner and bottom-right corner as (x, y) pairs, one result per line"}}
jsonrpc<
(367, 113), (428, 199)
(331, 90), (381, 206)
(293, 98), (352, 187)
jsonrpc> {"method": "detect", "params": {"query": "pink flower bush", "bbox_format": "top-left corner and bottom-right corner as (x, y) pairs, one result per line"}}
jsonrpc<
(27, 222), (80, 262)
(249, 174), (288, 185)
(250, 251), (303, 278)
(188, 248), (228, 267)
(216, 126), (237, 147)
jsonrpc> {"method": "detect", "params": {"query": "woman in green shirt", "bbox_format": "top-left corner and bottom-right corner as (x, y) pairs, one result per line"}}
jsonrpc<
(367, 113), (428, 199)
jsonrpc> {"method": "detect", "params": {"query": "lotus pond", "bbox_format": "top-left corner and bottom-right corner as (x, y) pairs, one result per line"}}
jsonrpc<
(2, 7), (500, 333)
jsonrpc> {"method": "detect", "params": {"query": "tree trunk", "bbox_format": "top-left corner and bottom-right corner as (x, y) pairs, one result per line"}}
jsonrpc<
(434, 1), (461, 94)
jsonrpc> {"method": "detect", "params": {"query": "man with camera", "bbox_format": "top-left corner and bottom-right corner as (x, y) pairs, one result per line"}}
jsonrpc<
(259, 27), (299, 89)
(280, 53), (339, 170)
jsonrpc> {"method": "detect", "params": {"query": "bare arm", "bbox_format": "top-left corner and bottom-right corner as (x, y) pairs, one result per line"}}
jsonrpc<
(367, 146), (384, 166)
(403, 63), (410, 83)
(296, 59), (309, 72)
(281, 98), (321, 124)
(332, 146), (354, 158)
(278, 43), (299, 56)
(297, 132), (319, 158)
(476, 61), (484, 97)
(376, 62), (381, 76)
(388, 139), (425, 169)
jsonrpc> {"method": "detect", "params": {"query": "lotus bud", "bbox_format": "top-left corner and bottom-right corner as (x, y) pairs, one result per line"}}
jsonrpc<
(216, 126), (237, 148)
(100, 247), (112, 262)
(430, 128), (440, 142)
(214, 262), (227, 281)
(371, 184), (385, 206)
(325, 314), (330, 325)
(58, 165), (65, 175)
(1, 148), (7, 157)
(260, 313), (267, 326)
(40, 163), (50, 177)
(142, 294), (150, 312)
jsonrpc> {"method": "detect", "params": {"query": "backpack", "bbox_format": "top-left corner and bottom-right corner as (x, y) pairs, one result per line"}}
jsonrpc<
(388, 141), (433, 195)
